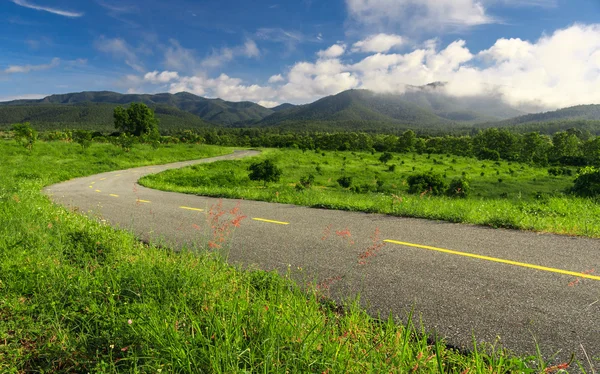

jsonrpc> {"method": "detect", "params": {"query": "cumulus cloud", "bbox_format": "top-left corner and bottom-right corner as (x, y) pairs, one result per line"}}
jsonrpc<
(268, 74), (285, 83)
(352, 33), (405, 53)
(164, 40), (198, 71)
(95, 36), (144, 72)
(317, 44), (346, 58)
(128, 24), (600, 110)
(10, 0), (83, 17)
(4, 57), (60, 74)
(258, 100), (281, 108)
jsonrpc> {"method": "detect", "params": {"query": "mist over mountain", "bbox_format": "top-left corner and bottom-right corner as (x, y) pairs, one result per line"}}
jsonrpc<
(1, 87), (598, 133)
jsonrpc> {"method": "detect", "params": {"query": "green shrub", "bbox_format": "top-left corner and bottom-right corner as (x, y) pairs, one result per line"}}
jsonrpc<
(407, 172), (447, 196)
(248, 159), (282, 186)
(446, 177), (470, 198)
(572, 167), (600, 197)
(337, 175), (353, 188)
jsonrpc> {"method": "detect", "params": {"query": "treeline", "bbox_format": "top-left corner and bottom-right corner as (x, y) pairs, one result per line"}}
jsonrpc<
(179, 127), (597, 167)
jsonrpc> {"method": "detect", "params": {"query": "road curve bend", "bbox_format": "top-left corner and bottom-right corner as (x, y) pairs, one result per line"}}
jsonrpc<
(44, 150), (600, 368)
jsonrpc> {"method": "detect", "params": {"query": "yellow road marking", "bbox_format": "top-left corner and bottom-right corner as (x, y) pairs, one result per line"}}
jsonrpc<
(91, 182), (96, 185)
(100, 178), (106, 181)
(89, 186), (93, 189)
(116, 174), (122, 177)
(252, 218), (290, 225)
(95, 189), (101, 193)
(109, 194), (119, 198)
(180, 206), (204, 212)
(384, 240), (600, 281)
(137, 199), (151, 203)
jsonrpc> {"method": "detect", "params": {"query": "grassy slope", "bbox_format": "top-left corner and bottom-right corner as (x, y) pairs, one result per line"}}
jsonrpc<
(140, 149), (600, 238)
(0, 141), (548, 373)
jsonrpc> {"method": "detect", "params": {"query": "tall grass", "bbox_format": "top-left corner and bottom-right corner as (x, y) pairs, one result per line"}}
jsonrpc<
(141, 148), (600, 238)
(0, 140), (559, 372)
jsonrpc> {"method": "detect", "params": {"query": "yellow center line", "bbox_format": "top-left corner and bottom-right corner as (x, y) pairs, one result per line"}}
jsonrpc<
(89, 186), (93, 189)
(137, 199), (151, 204)
(91, 182), (96, 185)
(252, 218), (290, 225)
(109, 194), (119, 198)
(384, 239), (600, 281)
(115, 174), (122, 177)
(95, 189), (101, 193)
(180, 206), (204, 212)
(100, 178), (107, 181)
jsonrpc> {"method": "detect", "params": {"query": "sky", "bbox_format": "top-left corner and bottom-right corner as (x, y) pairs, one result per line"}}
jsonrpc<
(1, 0), (600, 110)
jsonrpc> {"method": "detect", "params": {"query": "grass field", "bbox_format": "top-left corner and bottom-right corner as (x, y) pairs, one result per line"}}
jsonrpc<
(140, 148), (600, 238)
(0, 140), (565, 372)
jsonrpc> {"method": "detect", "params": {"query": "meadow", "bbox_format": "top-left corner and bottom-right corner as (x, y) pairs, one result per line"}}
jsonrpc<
(0, 140), (564, 372)
(140, 148), (600, 238)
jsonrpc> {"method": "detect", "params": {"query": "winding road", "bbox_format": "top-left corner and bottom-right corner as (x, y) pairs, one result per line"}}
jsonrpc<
(44, 150), (600, 369)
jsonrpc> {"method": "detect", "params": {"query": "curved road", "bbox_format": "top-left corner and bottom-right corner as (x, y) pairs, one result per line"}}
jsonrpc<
(44, 150), (600, 369)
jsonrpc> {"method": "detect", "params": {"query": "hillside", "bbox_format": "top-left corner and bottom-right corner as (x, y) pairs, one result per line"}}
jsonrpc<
(0, 102), (212, 132)
(257, 90), (453, 129)
(491, 104), (600, 126)
(1, 91), (274, 126)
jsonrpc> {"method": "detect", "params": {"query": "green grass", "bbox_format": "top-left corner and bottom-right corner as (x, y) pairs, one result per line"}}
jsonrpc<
(140, 148), (600, 238)
(0, 140), (570, 372)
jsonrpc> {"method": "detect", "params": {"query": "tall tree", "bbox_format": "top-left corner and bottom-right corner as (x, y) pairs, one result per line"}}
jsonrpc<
(114, 103), (159, 137)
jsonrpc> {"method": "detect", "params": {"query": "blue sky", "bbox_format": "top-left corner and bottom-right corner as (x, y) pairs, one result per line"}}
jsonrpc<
(1, 0), (600, 109)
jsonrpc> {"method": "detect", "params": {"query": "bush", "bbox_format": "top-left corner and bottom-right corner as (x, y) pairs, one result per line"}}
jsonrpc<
(407, 172), (447, 196)
(446, 177), (470, 198)
(572, 167), (600, 197)
(337, 176), (353, 188)
(298, 174), (315, 189)
(248, 159), (282, 186)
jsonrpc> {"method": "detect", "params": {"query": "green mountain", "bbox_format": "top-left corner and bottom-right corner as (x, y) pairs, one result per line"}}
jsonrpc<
(401, 83), (526, 121)
(0, 102), (211, 132)
(1, 91), (274, 126)
(257, 89), (455, 130)
(491, 104), (600, 126)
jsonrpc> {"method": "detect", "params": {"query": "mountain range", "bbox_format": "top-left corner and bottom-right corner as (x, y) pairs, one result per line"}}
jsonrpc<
(1, 87), (600, 133)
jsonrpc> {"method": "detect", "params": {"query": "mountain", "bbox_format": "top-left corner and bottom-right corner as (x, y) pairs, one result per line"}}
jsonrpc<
(401, 83), (526, 121)
(490, 104), (600, 127)
(1, 91), (274, 126)
(257, 89), (458, 129)
(0, 102), (211, 132)
(271, 103), (296, 112)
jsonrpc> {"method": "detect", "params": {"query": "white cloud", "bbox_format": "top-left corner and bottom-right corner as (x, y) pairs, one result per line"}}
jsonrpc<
(144, 70), (180, 84)
(201, 39), (261, 68)
(346, 0), (494, 31)
(10, 0), (83, 17)
(95, 36), (144, 72)
(4, 57), (60, 74)
(0, 93), (47, 102)
(268, 74), (284, 83)
(352, 33), (405, 53)
(128, 24), (600, 111)
(163, 39), (197, 71)
(317, 44), (346, 58)
(258, 100), (281, 108)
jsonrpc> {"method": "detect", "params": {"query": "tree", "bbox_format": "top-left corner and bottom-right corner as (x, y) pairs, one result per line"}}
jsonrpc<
(12, 122), (37, 151)
(379, 152), (393, 164)
(114, 103), (159, 137)
(72, 129), (93, 150)
(248, 159), (282, 186)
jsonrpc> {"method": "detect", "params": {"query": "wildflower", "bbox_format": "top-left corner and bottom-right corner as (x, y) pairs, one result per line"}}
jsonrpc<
(127, 319), (133, 325)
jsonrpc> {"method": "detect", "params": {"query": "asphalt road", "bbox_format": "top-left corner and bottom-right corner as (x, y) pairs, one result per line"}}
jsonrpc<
(44, 150), (600, 369)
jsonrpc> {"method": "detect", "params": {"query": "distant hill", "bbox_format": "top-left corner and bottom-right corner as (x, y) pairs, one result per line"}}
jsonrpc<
(401, 83), (526, 121)
(256, 89), (455, 129)
(0, 102), (211, 132)
(490, 104), (600, 127)
(271, 103), (296, 112)
(1, 91), (274, 126)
